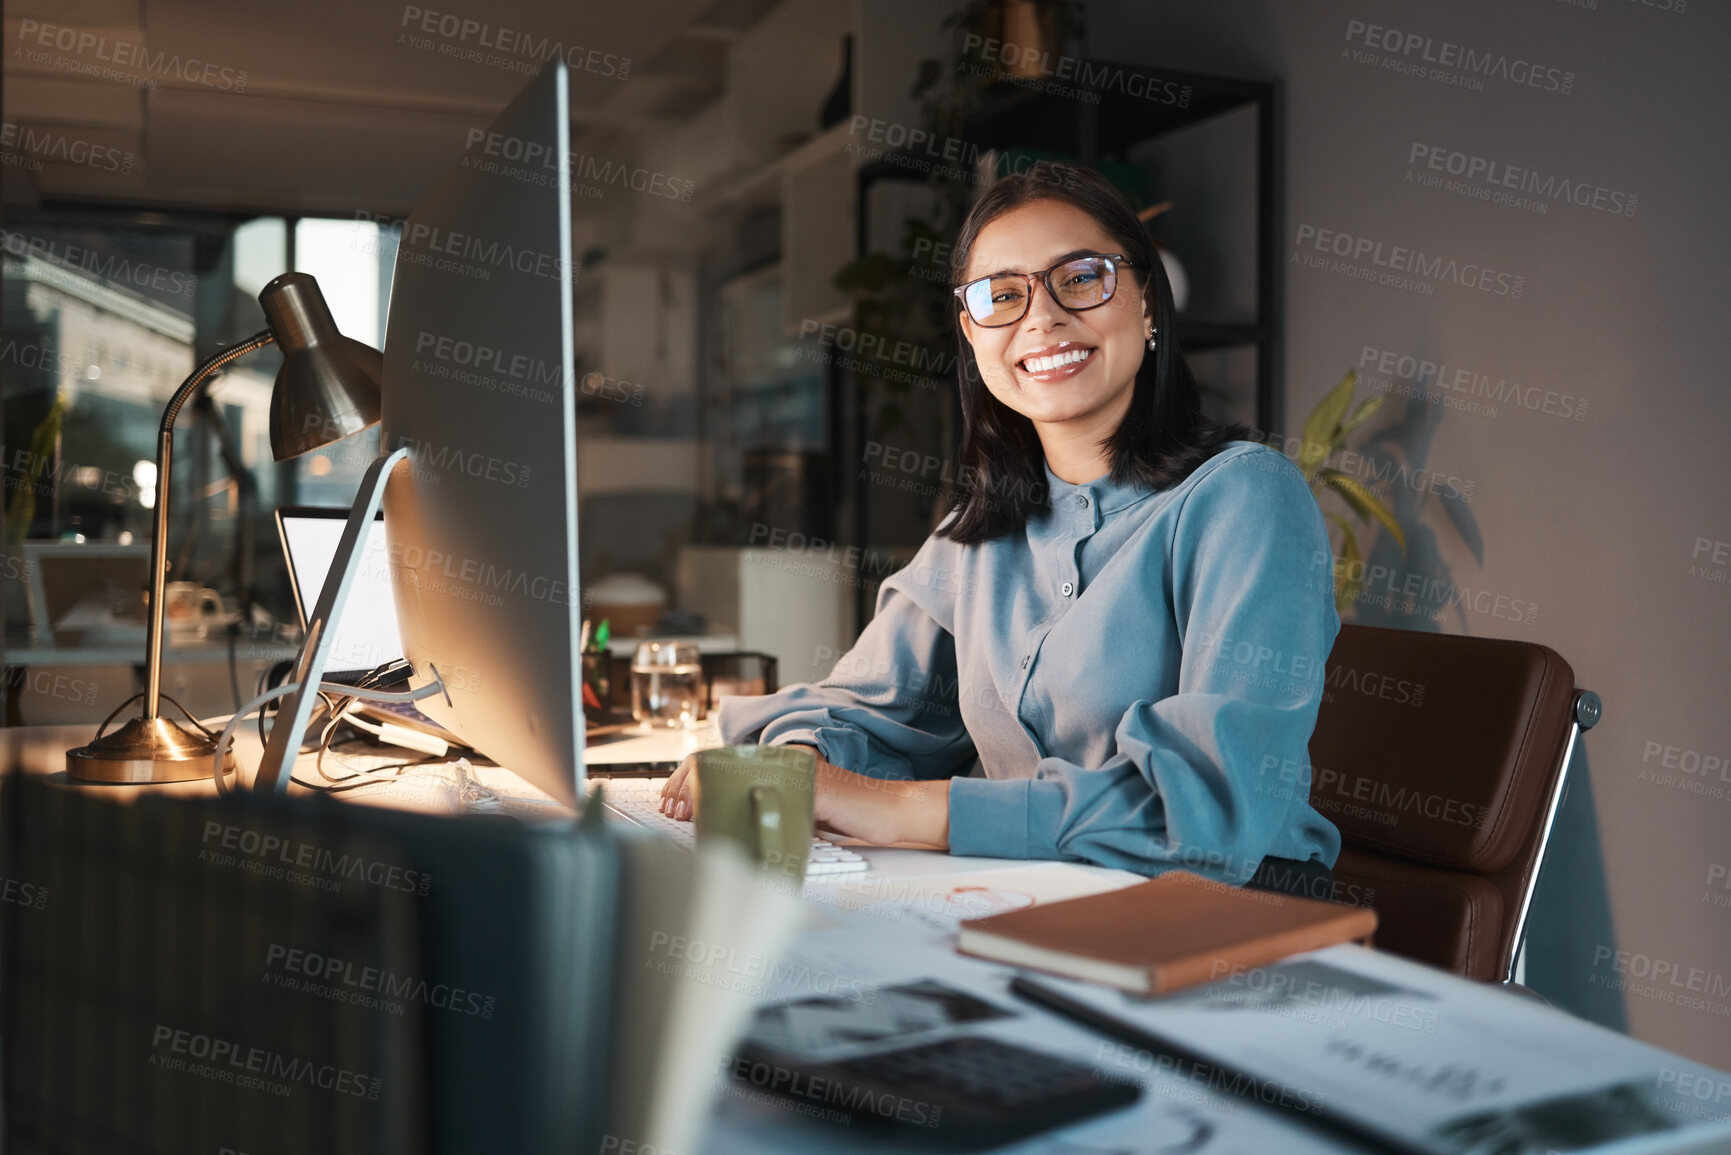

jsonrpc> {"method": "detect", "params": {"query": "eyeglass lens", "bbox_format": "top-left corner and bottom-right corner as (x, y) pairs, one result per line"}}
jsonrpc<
(960, 256), (1120, 327)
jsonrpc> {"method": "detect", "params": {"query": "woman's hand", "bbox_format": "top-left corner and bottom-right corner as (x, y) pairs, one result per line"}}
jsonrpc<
(658, 744), (950, 849)
(814, 761), (950, 849)
(658, 743), (846, 819)
(658, 754), (699, 820)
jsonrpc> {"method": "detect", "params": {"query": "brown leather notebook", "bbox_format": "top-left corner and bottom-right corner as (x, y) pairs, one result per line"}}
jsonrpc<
(956, 871), (1378, 996)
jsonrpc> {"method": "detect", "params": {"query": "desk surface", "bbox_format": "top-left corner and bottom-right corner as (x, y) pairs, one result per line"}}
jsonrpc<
(7, 723), (1728, 1155)
(0, 720), (1144, 899)
(0, 716), (688, 812)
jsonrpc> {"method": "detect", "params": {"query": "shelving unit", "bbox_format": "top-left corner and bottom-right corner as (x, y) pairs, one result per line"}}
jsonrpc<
(562, 0), (861, 664)
(567, 0), (1282, 653)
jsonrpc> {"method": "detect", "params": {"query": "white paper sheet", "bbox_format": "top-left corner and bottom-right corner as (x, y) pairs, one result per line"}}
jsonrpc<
(700, 906), (1385, 1154)
(1029, 944), (1731, 1155)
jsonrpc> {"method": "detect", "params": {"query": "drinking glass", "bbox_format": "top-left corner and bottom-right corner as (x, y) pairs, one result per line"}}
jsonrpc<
(631, 641), (703, 729)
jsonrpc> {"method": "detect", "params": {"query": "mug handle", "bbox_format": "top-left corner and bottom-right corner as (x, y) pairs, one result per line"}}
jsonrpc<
(748, 785), (790, 873)
(200, 590), (223, 616)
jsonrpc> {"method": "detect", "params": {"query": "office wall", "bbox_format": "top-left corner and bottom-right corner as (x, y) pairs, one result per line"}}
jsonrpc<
(1085, 0), (1730, 1067)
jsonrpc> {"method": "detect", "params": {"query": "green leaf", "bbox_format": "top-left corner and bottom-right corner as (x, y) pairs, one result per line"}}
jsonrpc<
(5, 395), (65, 545)
(1326, 514), (1362, 615)
(1298, 369), (1357, 481)
(1318, 468), (1407, 555)
(1339, 393), (1385, 436)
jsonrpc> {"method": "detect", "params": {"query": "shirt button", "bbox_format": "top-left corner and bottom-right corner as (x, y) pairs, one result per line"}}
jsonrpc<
(1060, 581), (1074, 597)
(1020, 656), (1030, 670)
(1079, 495), (1089, 509)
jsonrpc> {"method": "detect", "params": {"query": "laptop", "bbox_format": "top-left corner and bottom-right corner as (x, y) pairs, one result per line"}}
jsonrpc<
(275, 506), (659, 765)
(275, 505), (467, 748)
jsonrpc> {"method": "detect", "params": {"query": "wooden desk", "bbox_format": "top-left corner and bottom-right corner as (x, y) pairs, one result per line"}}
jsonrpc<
(0, 721), (1144, 901)
(1, 719), (571, 818)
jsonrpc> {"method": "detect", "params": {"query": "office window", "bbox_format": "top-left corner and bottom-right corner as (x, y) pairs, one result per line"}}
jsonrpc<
(0, 211), (398, 637)
(0, 224), (198, 548)
(290, 217), (398, 507)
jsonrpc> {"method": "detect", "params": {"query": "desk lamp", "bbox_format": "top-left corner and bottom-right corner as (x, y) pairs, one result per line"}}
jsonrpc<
(66, 272), (382, 783)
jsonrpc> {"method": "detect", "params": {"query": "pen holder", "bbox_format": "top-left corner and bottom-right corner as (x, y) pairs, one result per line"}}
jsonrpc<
(580, 652), (611, 722)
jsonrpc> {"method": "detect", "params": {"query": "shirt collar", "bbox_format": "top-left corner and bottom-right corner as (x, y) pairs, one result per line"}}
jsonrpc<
(1040, 461), (1152, 536)
(1043, 462), (1151, 512)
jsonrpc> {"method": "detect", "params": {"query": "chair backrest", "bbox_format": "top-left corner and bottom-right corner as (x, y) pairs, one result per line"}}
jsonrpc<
(1308, 624), (1598, 981)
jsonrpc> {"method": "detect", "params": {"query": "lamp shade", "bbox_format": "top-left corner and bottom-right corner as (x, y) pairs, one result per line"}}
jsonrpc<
(261, 272), (383, 460)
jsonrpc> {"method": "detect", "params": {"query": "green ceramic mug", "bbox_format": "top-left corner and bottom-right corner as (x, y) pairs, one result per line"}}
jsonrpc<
(693, 744), (815, 880)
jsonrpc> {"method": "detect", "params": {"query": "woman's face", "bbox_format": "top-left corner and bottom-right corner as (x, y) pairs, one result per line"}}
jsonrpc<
(958, 199), (1152, 433)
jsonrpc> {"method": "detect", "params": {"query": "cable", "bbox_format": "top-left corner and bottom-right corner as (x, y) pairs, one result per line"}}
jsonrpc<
(210, 680), (447, 795)
(257, 658), (295, 750)
(308, 688), (411, 790)
(298, 662), (454, 791)
(212, 661), (454, 796)
(212, 682), (302, 795)
(298, 732), (443, 793)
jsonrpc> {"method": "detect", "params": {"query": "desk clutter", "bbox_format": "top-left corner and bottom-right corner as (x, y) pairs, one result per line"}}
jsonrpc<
(7, 755), (1731, 1155)
(1009, 950), (1731, 1155)
(0, 770), (801, 1155)
(712, 881), (1731, 1155)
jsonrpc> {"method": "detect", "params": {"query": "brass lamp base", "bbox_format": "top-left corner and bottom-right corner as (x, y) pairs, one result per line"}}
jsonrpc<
(66, 716), (236, 784)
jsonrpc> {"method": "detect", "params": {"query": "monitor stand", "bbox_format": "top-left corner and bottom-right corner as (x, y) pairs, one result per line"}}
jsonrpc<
(249, 448), (423, 794)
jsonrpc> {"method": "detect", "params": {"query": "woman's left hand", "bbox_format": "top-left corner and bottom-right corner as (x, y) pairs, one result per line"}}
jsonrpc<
(814, 762), (950, 849)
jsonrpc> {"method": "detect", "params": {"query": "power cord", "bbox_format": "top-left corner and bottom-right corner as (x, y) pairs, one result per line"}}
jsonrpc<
(299, 660), (443, 792)
(299, 732), (444, 793)
(214, 660), (453, 795)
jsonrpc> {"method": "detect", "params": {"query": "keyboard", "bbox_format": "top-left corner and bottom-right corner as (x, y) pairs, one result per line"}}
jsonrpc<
(591, 776), (870, 877)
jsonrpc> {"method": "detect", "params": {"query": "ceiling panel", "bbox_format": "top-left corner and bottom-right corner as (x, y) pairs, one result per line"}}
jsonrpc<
(4, 0), (723, 213)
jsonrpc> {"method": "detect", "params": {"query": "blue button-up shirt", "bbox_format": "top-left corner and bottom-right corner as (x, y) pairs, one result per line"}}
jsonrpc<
(716, 441), (1342, 880)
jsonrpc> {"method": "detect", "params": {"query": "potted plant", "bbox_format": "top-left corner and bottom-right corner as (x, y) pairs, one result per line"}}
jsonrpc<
(1293, 370), (1406, 612)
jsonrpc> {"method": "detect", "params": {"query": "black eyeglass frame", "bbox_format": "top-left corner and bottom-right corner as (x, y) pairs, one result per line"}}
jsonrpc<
(952, 252), (1138, 328)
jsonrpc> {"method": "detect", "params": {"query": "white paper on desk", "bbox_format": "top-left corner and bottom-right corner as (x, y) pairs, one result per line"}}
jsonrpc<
(1033, 944), (1731, 1155)
(810, 861), (1139, 944)
(702, 907), (1386, 1155)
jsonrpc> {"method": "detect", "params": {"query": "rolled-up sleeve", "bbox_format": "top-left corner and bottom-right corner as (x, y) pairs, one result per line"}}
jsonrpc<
(946, 454), (1342, 880)
(714, 551), (976, 782)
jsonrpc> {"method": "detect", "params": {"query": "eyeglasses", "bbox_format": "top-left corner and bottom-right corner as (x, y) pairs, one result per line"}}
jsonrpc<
(953, 253), (1134, 328)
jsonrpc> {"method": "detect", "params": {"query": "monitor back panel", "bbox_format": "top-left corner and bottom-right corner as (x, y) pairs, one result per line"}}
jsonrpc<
(379, 60), (582, 807)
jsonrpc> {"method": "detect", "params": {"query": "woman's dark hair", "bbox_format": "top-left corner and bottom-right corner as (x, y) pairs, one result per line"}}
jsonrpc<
(938, 163), (1250, 543)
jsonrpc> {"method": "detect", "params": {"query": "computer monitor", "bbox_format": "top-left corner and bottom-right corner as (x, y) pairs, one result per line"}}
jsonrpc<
(377, 58), (584, 807)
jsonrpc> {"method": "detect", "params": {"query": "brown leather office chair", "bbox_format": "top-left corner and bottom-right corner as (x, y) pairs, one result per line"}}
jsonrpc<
(1308, 624), (1601, 983)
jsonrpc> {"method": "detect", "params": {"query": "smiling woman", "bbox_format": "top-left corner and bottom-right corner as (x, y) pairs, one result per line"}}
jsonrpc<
(670, 165), (1342, 891)
(939, 169), (1248, 537)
